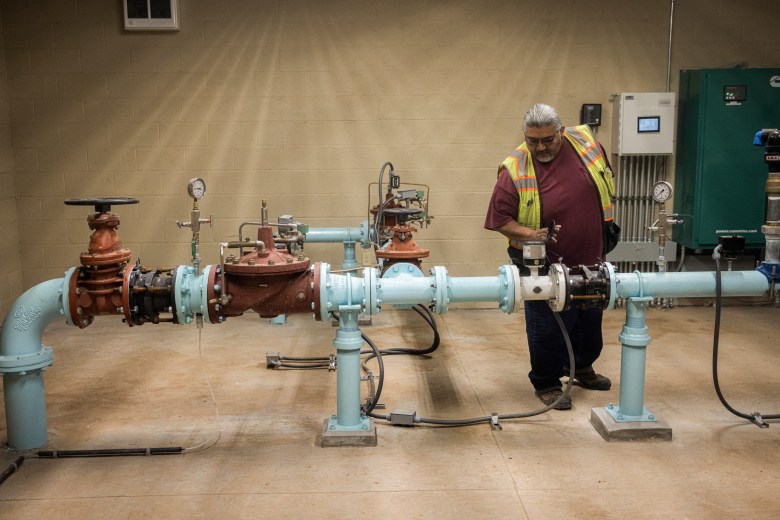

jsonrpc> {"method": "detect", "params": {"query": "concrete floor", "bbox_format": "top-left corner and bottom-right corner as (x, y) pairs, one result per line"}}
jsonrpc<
(1, 303), (780, 519)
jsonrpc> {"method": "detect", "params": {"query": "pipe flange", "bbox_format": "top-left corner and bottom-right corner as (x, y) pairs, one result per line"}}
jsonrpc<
(602, 262), (618, 310)
(0, 346), (54, 374)
(62, 267), (79, 327)
(359, 220), (372, 248)
(430, 265), (449, 314)
(362, 267), (378, 316)
(317, 262), (331, 321)
(547, 263), (569, 312)
(498, 264), (519, 314)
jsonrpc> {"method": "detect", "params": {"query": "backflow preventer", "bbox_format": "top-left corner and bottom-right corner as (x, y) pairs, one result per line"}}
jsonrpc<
(0, 163), (778, 450)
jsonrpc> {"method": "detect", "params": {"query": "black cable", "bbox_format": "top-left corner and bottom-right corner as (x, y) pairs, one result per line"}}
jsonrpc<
(0, 457), (24, 486)
(276, 304), (440, 368)
(361, 333), (385, 413)
(374, 162), (395, 244)
(37, 448), (182, 458)
(370, 308), (577, 425)
(361, 305), (439, 413)
(711, 245), (779, 426)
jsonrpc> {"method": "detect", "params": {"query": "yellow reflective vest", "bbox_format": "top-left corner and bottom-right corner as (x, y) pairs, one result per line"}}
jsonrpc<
(498, 124), (615, 248)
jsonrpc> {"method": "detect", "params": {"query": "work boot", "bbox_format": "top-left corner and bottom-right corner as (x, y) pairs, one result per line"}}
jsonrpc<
(535, 388), (572, 410)
(573, 368), (611, 390)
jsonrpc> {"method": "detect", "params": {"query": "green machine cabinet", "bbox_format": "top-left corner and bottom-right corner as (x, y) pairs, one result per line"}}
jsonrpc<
(673, 68), (780, 251)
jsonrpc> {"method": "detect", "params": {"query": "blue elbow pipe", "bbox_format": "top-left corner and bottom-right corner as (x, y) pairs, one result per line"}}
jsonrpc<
(0, 277), (70, 451)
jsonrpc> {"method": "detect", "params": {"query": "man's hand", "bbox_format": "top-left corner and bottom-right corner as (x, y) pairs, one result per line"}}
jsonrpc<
(493, 220), (561, 244)
(536, 224), (561, 243)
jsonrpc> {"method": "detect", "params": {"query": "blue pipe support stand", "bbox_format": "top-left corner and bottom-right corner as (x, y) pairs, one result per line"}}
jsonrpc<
(603, 268), (769, 424)
(607, 295), (656, 422)
(0, 275), (70, 451)
(173, 264), (213, 324)
(326, 304), (372, 432)
(341, 241), (358, 271)
(269, 315), (286, 325)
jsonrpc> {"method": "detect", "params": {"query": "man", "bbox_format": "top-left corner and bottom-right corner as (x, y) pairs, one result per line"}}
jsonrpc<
(484, 103), (616, 410)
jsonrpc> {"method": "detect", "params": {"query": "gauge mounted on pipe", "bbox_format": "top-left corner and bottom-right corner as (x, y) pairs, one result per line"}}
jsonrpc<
(187, 178), (206, 200)
(652, 180), (673, 203)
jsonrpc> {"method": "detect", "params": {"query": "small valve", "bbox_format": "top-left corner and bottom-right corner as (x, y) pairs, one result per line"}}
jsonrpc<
(176, 178), (212, 275)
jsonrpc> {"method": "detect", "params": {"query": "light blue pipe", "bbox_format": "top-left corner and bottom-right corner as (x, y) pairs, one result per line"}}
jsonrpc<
(318, 264), (518, 320)
(341, 242), (358, 270)
(448, 277), (504, 303)
(0, 276), (70, 451)
(615, 270), (769, 299)
(304, 221), (372, 248)
(604, 269), (770, 424)
(305, 222), (371, 271)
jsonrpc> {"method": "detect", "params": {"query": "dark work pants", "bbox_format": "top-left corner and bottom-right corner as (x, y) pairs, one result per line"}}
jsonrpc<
(523, 300), (604, 391)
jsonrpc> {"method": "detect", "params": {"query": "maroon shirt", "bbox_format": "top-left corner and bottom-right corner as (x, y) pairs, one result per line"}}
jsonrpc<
(485, 139), (609, 266)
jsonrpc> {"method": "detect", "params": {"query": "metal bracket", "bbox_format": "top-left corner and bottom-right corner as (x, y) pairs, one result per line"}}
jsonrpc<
(752, 413), (769, 429)
(265, 352), (280, 368)
(490, 412), (502, 430)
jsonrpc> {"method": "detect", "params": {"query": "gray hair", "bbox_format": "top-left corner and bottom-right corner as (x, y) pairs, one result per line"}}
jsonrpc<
(522, 103), (563, 132)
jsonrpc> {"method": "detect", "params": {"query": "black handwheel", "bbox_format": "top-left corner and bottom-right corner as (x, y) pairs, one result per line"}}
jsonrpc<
(65, 197), (140, 213)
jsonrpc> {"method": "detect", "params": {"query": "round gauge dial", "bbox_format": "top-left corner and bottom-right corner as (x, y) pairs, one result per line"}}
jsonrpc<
(652, 181), (673, 203)
(187, 178), (206, 200)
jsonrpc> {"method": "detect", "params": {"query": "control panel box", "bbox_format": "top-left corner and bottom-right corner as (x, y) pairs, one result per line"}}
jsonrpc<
(611, 92), (676, 155)
(672, 68), (780, 250)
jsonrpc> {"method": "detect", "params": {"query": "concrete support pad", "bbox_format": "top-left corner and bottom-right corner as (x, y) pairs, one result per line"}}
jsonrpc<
(591, 407), (672, 442)
(318, 418), (377, 447)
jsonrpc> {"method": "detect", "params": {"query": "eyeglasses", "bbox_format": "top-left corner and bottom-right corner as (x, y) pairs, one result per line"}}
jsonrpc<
(525, 133), (559, 147)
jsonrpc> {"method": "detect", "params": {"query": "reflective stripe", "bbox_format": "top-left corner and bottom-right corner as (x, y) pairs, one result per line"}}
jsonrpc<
(499, 143), (540, 231)
(497, 124), (615, 244)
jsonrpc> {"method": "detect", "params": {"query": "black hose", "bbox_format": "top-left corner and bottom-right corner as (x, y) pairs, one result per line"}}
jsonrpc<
(37, 448), (183, 458)
(361, 305), (439, 413)
(711, 245), (779, 426)
(361, 333), (385, 414)
(277, 304), (440, 368)
(0, 456), (24, 486)
(370, 309), (577, 426)
(374, 162), (395, 243)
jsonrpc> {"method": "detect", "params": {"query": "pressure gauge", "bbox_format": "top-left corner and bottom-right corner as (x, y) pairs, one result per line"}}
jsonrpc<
(187, 178), (206, 200)
(652, 181), (673, 203)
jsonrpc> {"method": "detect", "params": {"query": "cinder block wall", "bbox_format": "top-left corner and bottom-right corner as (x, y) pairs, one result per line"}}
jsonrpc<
(0, 0), (779, 316)
(0, 15), (22, 319)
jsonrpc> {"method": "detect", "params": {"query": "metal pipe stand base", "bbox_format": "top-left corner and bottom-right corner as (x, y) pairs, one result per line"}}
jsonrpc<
(590, 407), (672, 442)
(318, 418), (377, 448)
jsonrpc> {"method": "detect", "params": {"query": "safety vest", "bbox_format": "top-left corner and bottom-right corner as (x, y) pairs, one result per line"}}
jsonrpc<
(499, 124), (615, 248)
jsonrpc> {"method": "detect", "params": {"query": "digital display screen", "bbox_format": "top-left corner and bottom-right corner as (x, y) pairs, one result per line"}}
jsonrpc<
(724, 85), (747, 102)
(637, 116), (660, 133)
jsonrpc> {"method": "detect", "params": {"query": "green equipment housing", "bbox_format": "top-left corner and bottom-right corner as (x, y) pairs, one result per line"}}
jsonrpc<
(673, 67), (780, 251)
